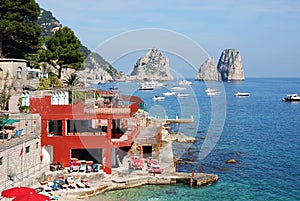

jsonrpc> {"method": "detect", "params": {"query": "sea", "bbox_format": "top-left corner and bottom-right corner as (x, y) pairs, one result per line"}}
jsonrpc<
(87, 78), (300, 201)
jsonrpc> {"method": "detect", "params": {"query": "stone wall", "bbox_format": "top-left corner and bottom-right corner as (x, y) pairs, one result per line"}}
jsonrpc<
(0, 58), (27, 92)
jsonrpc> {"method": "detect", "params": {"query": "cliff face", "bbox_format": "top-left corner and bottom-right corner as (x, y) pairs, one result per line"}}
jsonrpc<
(38, 8), (121, 83)
(79, 52), (122, 83)
(195, 57), (218, 81)
(130, 48), (173, 81)
(217, 49), (244, 81)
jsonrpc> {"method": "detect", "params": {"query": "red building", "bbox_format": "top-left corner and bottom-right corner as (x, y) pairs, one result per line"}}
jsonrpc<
(30, 89), (143, 174)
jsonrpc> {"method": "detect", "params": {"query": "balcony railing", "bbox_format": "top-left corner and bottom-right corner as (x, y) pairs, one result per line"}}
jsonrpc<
(84, 102), (139, 116)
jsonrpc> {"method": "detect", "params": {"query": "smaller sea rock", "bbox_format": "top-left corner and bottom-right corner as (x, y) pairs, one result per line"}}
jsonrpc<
(187, 158), (195, 162)
(200, 136), (206, 140)
(226, 159), (237, 164)
(218, 167), (229, 171)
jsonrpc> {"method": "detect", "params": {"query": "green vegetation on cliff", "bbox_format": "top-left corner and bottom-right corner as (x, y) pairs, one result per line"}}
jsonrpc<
(0, 0), (41, 59)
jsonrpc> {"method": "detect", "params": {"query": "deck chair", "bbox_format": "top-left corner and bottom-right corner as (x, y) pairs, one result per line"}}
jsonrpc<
(79, 162), (86, 172)
(92, 163), (100, 172)
(12, 130), (20, 138)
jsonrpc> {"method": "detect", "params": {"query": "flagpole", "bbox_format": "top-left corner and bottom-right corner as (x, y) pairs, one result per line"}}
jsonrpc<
(20, 142), (24, 181)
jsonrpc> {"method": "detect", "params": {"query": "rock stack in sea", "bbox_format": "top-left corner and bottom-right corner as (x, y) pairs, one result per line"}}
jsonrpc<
(130, 48), (173, 81)
(196, 49), (245, 81)
(195, 57), (218, 81)
(217, 49), (244, 81)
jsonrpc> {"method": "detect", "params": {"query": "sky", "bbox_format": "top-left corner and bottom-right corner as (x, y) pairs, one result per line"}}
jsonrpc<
(36, 0), (300, 77)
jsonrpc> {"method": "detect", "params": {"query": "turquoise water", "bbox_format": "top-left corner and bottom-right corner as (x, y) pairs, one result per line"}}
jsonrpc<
(91, 78), (300, 201)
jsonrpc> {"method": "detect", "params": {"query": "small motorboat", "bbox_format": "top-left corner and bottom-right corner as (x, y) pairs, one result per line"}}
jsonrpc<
(234, 92), (250, 97)
(171, 86), (186, 91)
(205, 88), (218, 93)
(207, 91), (221, 96)
(179, 80), (192, 85)
(177, 93), (189, 97)
(282, 93), (300, 102)
(163, 92), (176, 96)
(152, 96), (165, 101)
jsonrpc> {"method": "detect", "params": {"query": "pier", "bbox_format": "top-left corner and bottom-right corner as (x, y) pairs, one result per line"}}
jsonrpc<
(155, 115), (194, 124)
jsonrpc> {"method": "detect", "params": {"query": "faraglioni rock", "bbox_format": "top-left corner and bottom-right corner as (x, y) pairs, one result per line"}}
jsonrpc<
(195, 57), (218, 81)
(130, 48), (173, 81)
(217, 49), (245, 81)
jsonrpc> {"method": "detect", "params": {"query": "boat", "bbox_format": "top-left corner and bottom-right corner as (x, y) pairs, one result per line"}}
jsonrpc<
(143, 80), (164, 88)
(139, 80), (164, 90)
(282, 93), (300, 102)
(177, 93), (189, 97)
(205, 88), (218, 93)
(207, 91), (221, 96)
(152, 96), (165, 101)
(139, 84), (154, 90)
(179, 80), (192, 85)
(171, 86), (186, 91)
(234, 92), (250, 96)
(163, 92), (176, 96)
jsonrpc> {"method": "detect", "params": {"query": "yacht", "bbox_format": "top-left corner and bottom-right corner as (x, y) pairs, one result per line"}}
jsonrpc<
(139, 84), (154, 90)
(234, 92), (250, 97)
(282, 93), (300, 102)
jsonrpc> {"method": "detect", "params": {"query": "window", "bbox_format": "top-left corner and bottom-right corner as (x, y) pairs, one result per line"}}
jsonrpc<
(17, 67), (22, 79)
(25, 146), (30, 154)
(36, 142), (39, 149)
(0, 157), (3, 165)
(48, 120), (62, 136)
(0, 68), (2, 79)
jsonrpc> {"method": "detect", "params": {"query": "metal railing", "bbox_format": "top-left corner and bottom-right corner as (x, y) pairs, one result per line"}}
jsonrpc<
(0, 162), (48, 191)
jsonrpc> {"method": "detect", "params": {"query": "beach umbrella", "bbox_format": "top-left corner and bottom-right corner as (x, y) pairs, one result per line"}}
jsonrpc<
(1, 186), (36, 198)
(12, 192), (50, 201)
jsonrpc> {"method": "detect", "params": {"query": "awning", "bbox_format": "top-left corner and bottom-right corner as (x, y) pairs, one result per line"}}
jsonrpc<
(0, 119), (20, 126)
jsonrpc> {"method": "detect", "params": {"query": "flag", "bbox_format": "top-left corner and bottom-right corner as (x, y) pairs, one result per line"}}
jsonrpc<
(20, 144), (24, 157)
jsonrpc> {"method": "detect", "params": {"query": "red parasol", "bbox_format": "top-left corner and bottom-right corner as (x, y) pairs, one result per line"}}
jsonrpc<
(1, 186), (36, 198)
(12, 192), (50, 201)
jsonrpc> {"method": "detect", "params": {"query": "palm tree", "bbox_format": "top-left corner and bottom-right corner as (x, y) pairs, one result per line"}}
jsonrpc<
(63, 73), (79, 87)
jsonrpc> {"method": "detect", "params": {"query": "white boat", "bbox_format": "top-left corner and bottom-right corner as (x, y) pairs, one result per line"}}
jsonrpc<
(144, 80), (164, 87)
(152, 96), (165, 101)
(282, 93), (300, 102)
(139, 84), (154, 90)
(179, 80), (192, 85)
(171, 86), (186, 91)
(207, 91), (221, 96)
(234, 92), (250, 96)
(163, 92), (176, 96)
(177, 93), (189, 97)
(205, 88), (218, 93)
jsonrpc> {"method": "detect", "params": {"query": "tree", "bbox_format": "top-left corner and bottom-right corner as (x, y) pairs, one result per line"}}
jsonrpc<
(63, 73), (80, 87)
(0, 0), (41, 58)
(42, 27), (85, 79)
(37, 76), (63, 90)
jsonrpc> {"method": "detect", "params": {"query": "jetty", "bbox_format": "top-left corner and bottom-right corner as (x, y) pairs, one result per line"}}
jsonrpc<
(155, 115), (194, 124)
